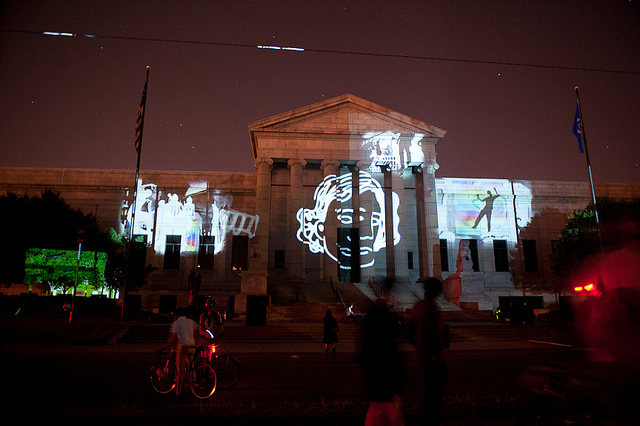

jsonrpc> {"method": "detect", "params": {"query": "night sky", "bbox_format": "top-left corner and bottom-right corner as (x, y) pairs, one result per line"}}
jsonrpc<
(1, 0), (639, 184)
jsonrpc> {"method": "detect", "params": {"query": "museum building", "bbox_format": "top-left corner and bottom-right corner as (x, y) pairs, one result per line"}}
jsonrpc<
(2, 94), (639, 316)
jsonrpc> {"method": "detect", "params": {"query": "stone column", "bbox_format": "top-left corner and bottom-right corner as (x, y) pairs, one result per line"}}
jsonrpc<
(424, 160), (442, 279)
(392, 169), (409, 283)
(321, 159), (340, 282)
(236, 157), (272, 317)
(355, 162), (373, 284)
(287, 158), (306, 284)
(413, 166), (428, 281)
(250, 157), (273, 271)
(383, 168), (396, 281)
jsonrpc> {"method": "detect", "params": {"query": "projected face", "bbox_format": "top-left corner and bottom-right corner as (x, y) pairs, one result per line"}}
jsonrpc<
(296, 171), (400, 269)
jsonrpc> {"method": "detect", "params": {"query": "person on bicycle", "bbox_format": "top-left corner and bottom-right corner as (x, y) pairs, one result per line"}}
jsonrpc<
(166, 306), (208, 396)
(200, 299), (224, 342)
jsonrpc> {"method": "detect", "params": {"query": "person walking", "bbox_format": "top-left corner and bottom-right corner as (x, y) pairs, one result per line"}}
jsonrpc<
(323, 309), (339, 360)
(410, 277), (448, 425)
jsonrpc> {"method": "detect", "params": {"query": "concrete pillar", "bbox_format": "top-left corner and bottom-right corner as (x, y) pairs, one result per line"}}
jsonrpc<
(287, 158), (306, 283)
(236, 157), (272, 318)
(383, 168), (396, 281)
(424, 160), (442, 279)
(249, 157), (273, 271)
(393, 169), (409, 283)
(413, 166), (428, 281)
(321, 159), (340, 282)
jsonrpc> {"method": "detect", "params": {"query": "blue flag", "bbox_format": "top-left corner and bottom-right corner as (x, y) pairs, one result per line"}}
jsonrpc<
(573, 102), (584, 153)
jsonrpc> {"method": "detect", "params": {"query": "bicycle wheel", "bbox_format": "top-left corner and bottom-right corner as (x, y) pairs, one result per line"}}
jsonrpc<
(150, 358), (176, 394)
(212, 354), (241, 390)
(190, 362), (217, 399)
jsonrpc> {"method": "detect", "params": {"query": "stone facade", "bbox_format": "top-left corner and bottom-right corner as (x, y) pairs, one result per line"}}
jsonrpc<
(2, 94), (639, 313)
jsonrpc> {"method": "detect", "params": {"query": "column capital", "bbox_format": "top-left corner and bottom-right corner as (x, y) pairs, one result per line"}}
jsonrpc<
(352, 161), (369, 172)
(287, 158), (307, 168)
(254, 157), (274, 170)
(424, 160), (439, 175)
(320, 159), (341, 174)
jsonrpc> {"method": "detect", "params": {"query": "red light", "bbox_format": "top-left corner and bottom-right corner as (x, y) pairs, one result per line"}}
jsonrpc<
(574, 286), (583, 292)
(584, 283), (594, 292)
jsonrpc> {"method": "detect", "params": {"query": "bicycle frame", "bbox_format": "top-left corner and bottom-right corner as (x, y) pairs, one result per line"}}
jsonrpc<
(151, 345), (216, 399)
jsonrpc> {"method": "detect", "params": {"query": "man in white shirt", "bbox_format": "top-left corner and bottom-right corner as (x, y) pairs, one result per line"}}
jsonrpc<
(166, 307), (207, 396)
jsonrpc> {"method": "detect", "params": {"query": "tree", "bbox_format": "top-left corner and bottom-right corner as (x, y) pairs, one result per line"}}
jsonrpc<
(550, 197), (640, 281)
(0, 190), (109, 286)
(0, 190), (154, 295)
(105, 230), (155, 293)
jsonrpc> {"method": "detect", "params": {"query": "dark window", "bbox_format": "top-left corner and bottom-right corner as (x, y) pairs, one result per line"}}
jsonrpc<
(493, 239), (509, 272)
(469, 239), (479, 272)
(439, 240), (449, 272)
(407, 251), (414, 270)
(231, 235), (248, 271)
(523, 239), (539, 272)
(275, 250), (285, 269)
(163, 235), (181, 269)
(198, 236), (215, 270)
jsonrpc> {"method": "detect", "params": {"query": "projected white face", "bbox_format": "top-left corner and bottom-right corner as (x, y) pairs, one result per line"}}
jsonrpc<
(296, 171), (400, 269)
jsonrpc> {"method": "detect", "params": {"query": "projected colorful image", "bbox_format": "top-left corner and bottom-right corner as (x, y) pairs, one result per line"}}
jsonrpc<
(361, 131), (425, 172)
(121, 180), (258, 256)
(296, 170), (400, 269)
(24, 248), (108, 294)
(436, 178), (532, 242)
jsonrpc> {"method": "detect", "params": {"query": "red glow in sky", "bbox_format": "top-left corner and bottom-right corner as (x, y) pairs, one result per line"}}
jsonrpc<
(1, 0), (639, 184)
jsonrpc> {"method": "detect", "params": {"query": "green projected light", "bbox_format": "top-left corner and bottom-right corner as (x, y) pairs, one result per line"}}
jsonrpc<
(24, 248), (108, 295)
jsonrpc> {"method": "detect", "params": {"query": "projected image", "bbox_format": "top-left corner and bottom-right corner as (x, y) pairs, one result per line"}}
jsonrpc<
(121, 180), (258, 256)
(436, 178), (532, 242)
(361, 131), (425, 171)
(296, 171), (400, 269)
(24, 248), (108, 294)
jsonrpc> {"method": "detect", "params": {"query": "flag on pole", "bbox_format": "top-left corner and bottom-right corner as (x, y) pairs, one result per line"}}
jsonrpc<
(573, 101), (584, 153)
(134, 80), (147, 155)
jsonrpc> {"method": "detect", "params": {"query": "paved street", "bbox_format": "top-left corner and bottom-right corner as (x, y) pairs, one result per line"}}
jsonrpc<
(3, 320), (587, 425)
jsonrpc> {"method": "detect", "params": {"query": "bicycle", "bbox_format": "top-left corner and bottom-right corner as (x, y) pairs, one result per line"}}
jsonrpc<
(150, 345), (217, 399)
(203, 341), (241, 390)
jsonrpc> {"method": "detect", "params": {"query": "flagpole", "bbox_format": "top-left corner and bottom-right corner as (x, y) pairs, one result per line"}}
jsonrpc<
(574, 86), (605, 278)
(574, 87), (598, 219)
(122, 66), (149, 321)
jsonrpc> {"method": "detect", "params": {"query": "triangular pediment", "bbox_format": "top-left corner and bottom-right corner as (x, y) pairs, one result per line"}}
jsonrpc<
(249, 94), (445, 137)
(248, 94), (446, 164)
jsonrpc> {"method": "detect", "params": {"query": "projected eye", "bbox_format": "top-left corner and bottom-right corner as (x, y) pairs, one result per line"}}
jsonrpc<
(371, 212), (383, 228)
(336, 208), (354, 225)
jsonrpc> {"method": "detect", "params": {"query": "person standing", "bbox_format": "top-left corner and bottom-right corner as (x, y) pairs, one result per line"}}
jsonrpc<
(362, 293), (405, 426)
(410, 277), (448, 425)
(323, 309), (339, 360)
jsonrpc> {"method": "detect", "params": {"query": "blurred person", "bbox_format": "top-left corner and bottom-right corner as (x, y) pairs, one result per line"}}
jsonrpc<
(200, 299), (224, 341)
(362, 278), (405, 426)
(323, 309), (339, 360)
(410, 277), (448, 425)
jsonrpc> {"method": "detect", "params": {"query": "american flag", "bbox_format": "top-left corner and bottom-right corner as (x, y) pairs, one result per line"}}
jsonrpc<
(134, 80), (147, 155)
